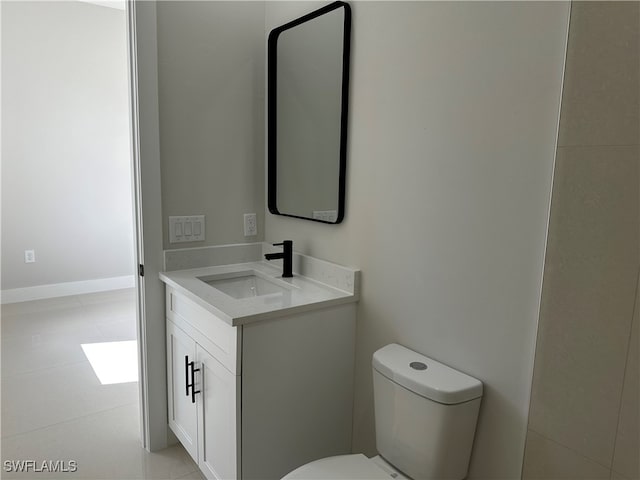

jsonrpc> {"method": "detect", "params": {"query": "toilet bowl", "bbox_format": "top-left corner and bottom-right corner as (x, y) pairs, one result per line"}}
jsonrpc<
(283, 454), (406, 480)
(282, 343), (483, 480)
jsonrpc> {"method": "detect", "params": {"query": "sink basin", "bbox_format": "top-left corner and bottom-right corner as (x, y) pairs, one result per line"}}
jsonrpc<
(198, 270), (290, 299)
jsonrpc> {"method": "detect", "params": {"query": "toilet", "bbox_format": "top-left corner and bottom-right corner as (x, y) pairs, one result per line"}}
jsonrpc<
(283, 343), (483, 480)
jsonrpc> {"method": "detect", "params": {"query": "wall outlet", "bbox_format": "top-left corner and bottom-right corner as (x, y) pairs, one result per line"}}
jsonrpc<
(24, 249), (36, 263)
(244, 213), (257, 237)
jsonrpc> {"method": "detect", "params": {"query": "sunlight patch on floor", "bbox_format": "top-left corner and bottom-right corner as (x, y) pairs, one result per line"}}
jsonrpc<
(81, 340), (138, 385)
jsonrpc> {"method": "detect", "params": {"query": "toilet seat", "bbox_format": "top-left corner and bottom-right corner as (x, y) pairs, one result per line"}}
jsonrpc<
(282, 454), (407, 480)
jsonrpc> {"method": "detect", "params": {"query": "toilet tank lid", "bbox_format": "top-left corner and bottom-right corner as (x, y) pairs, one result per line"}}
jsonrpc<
(372, 344), (483, 404)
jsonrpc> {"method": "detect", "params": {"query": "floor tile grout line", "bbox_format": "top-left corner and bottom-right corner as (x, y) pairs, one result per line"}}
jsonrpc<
(1, 290), (134, 313)
(0, 349), (138, 379)
(1, 358), (94, 379)
(1, 299), (135, 318)
(528, 427), (613, 472)
(0, 400), (140, 441)
(1, 307), (135, 320)
(557, 144), (640, 149)
(176, 469), (204, 480)
(610, 467), (632, 480)
(608, 266), (640, 473)
(176, 462), (202, 478)
(1, 299), (85, 316)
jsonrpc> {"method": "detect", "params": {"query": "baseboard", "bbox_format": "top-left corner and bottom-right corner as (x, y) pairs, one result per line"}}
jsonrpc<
(1, 275), (136, 304)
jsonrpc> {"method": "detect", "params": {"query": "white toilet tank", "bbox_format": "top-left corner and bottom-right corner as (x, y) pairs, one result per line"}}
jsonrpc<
(372, 344), (483, 480)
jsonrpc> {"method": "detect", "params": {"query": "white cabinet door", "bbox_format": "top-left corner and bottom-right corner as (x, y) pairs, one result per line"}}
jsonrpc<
(196, 344), (240, 480)
(167, 320), (198, 461)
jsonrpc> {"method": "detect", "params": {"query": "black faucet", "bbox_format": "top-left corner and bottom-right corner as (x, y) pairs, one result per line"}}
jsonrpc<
(264, 240), (293, 278)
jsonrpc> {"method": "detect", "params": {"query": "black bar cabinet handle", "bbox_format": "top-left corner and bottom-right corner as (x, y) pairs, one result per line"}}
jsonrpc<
(189, 361), (201, 404)
(184, 355), (190, 396)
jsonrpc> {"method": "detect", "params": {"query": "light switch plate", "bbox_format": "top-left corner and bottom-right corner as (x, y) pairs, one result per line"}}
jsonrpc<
(169, 216), (205, 243)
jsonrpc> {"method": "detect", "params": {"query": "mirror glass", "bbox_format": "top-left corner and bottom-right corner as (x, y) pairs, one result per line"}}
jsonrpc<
(268, 1), (351, 224)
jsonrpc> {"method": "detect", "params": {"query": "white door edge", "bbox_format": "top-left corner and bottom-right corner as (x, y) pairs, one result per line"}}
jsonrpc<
(126, 0), (169, 452)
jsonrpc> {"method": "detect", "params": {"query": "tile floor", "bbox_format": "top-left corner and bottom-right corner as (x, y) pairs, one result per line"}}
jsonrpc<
(1, 289), (202, 479)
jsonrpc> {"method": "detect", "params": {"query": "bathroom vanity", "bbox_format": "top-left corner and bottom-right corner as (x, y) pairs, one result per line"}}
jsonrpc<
(160, 255), (359, 480)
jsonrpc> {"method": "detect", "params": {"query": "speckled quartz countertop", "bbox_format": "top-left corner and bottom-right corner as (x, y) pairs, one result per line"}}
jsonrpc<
(160, 259), (359, 326)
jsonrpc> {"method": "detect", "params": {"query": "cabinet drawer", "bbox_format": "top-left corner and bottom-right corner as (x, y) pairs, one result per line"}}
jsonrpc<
(166, 286), (240, 374)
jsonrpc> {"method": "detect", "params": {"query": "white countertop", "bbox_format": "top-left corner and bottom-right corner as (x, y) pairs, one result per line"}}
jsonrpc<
(160, 261), (358, 326)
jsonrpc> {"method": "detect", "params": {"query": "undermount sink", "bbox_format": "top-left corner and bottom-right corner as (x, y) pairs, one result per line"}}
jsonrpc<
(198, 270), (291, 299)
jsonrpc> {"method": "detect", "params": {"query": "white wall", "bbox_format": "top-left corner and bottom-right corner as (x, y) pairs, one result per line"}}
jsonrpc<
(265, 2), (570, 477)
(156, 1), (265, 250)
(1, 1), (133, 291)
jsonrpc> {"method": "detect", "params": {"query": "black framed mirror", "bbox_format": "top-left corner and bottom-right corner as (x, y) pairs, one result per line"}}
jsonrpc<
(267, 1), (351, 224)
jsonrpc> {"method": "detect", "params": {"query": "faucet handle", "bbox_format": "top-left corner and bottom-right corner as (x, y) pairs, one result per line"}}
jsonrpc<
(272, 240), (292, 248)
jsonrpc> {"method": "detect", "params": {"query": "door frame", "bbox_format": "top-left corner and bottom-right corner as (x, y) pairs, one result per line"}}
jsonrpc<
(126, 0), (168, 451)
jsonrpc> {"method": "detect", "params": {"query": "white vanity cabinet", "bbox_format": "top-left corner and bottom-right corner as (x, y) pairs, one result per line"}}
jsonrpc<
(167, 320), (239, 480)
(164, 284), (356, 480)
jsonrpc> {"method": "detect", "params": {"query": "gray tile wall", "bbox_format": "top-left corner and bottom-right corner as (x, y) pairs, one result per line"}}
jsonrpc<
(523, 2), (639, 479)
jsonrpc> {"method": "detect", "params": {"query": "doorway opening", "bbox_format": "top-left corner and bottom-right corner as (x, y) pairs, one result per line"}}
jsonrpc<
(0, 1), (186, 476)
